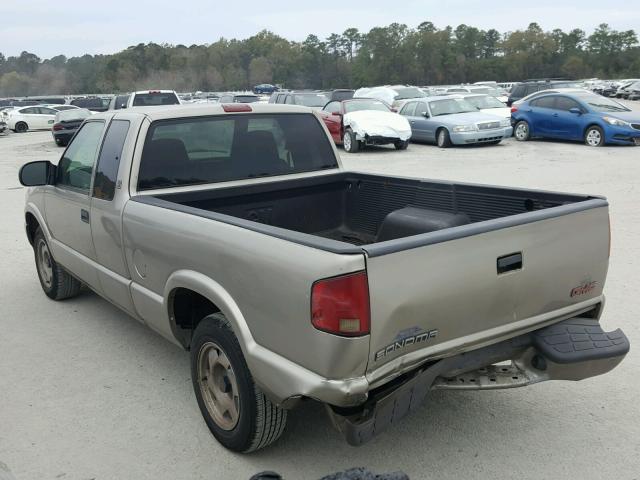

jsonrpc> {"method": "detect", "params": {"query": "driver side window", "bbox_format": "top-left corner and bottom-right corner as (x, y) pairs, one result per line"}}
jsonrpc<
(56, 121), (104, 192)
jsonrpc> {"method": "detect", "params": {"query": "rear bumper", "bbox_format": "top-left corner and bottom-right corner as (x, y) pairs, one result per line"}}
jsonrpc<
(327, 317), (629, 446)
(450, 126), (512, 144)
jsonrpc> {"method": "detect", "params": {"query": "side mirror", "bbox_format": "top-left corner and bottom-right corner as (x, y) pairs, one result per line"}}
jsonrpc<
(569, 107), (582, 115)
(422, 112), (430, 118)
(19, 160), (55, 186)
(390, 108), (398, 113)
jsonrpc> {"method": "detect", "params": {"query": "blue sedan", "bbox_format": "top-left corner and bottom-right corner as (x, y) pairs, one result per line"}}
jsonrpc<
(511, 91), (640, 146)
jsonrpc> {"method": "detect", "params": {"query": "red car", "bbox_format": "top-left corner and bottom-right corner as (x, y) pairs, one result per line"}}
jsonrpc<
(320, 98), (412, 153)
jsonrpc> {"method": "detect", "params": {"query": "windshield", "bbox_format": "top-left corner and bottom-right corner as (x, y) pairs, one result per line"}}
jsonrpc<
(574, 93), (630, 112)
(465, 95), (505, 109)
(133, 92), (180, 106)
(394, 87), (427, 99)
(344, 100), (390, 113)
(294, 94), (329, 107)
(429, 98), (478, 116)
(138, 113), (337, 190)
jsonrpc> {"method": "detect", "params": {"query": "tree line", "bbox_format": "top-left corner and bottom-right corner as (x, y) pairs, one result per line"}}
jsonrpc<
(0, 22), (638, 97)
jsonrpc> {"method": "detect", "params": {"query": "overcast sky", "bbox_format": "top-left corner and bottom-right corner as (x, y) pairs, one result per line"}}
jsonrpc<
(2, 0), (638, 59)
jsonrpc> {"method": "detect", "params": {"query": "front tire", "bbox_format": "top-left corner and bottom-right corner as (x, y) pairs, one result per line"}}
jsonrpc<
(343, 128), (360, 153)
(191, 313), (287, 452)
(436, 128), (452, 148)
(514, 120), (531, 141)
(584, 126), (605, 147)
(33, 227), (81, 300)
(15, 122), (28, 133)
(394, 139), (409, 150)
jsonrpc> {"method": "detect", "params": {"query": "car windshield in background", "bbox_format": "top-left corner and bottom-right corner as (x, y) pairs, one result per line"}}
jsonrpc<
(575, 93), (630, 112)
(465, 95), (505, 109)
(344, 100), (390, 113)
(429, 98), (477, 116)
(394, 87), (427, 99)
(294, 94), (329, 107)
(138, 113), (337, 190)
(133, 93), (180, 106)
(233, 96), (260, 103)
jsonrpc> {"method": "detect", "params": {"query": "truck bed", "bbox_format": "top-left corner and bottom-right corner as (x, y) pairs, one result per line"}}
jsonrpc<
(138, 172), (599, 255)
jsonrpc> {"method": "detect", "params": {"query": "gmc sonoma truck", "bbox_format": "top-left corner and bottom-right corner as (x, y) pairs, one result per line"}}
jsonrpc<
(19, 103), (629, 452)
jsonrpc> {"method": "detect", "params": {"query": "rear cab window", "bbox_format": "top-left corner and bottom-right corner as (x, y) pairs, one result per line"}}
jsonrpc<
(138, 113), (337, 190)
(132, 92), (180, 107)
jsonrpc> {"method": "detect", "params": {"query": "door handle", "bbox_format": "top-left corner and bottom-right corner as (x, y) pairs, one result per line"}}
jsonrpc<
(552, 113), (559, 117)
(497, 252), (522, 274)
(80, 209), (90, 224)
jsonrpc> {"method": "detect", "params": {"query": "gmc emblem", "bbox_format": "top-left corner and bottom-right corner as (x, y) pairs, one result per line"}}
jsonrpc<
(570, 281), (597, 298)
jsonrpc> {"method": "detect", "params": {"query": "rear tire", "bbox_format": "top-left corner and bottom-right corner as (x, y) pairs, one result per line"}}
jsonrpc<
(394, 139), (409, 150)
(584, 126), (605, 147)
(343, 128), (360, 153)
(15, 122), (28, 133)
(514, 120), (530, 141)
(191, 313), (287, 452)
(33, 227), (81, 300)
(436, 128), (451, 148)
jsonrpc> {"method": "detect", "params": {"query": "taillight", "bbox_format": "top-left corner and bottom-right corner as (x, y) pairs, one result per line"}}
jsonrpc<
(510, 105), (518, 113)
(222, 104), (252, 112)
(52, 123), (63, 131)
(311, 271), (370, 336)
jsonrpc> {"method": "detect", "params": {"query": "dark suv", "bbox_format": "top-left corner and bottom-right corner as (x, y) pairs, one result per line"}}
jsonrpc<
(507, 80), (581, 106)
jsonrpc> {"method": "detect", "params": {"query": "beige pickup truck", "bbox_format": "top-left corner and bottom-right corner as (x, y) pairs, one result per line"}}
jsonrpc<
(19, 103), (629, 452)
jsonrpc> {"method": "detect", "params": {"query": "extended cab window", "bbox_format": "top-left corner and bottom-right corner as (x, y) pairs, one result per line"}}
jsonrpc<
(93, 120), (130, 200)
(138, 113), (337, 190)
(56, 121), (104, 192)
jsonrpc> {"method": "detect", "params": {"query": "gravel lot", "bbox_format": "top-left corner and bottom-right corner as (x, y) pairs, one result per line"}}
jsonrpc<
(1, 103), (639, 480)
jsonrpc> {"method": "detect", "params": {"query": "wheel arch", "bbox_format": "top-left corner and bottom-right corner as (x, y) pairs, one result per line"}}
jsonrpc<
(583, 122), (605, 137)
(24, 204), (51, 246)
(164, 270), (256, 354)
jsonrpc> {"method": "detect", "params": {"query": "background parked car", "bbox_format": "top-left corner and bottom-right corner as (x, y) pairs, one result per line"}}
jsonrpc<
(460, 93), (510, 119)
(512, 91), (640, 146)
(325, 89), (355, 102)
(6, 106), (59, 132)
(51, 108), (92, 146)
(218, 93), (261, 103)
(615, 80), (640, 98)
(108, 94), (130, 110)
(127, 90), (181, 107)
(253, 84), (279, 94)
(45, 104), (81, 112)
(398, 95), (512, 147)
(507, 80), (583, 106)
(269, 91), (329, 110)
(627, 82), (640, 100)
(354, 85), (427, 109)
(70, 97), (109, 112)
(320, 97), (411, 152)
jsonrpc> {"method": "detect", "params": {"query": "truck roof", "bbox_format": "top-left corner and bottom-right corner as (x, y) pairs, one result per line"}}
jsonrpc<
(91, 103), (315, 121)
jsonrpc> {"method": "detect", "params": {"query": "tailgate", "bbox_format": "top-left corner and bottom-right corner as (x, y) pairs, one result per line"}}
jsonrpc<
(363, 201), (610, 382)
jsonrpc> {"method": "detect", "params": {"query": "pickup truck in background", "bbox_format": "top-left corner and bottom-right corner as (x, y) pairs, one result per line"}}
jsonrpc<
(19, 103), (629, 452)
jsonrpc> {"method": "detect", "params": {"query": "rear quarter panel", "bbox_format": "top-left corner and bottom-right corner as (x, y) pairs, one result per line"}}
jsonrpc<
(122, 199), (369, 380)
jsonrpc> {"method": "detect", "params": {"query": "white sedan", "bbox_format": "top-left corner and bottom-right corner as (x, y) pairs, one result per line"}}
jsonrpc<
(6, 106), (59, 132)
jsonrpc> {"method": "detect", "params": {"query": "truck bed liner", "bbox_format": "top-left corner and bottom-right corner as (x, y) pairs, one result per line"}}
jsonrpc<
(136, 172), (603, 255)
